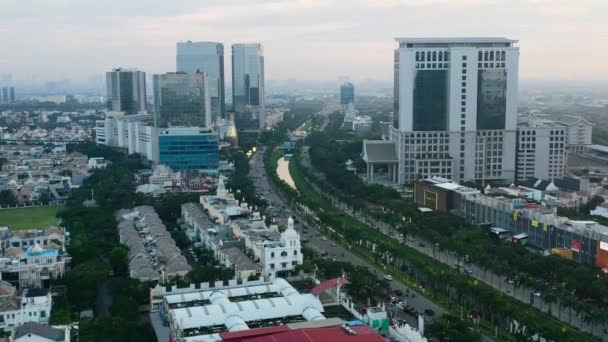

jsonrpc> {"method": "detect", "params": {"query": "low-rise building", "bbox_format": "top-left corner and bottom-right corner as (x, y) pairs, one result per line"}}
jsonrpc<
(183, 178), (302, 279)
(11, 322), (70, 342)
(116, 206), (191, 282)
(0, 288), (52, 332)
(0, 226), (68, 289)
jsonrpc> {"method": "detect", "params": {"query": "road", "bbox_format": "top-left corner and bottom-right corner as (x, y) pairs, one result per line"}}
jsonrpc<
(299, 146), (607, 340)
(248, 147), (447, 332)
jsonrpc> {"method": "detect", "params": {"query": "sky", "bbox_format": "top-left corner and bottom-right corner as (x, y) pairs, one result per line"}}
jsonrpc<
(1, 0), (607, 83)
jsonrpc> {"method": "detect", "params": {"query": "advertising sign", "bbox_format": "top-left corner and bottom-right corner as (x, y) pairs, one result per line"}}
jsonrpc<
(572, 240), (581, 252)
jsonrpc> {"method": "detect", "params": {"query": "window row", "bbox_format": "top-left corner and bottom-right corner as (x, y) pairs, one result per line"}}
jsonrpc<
(478, 50), (506, 61)
(415, 51), (449, 62)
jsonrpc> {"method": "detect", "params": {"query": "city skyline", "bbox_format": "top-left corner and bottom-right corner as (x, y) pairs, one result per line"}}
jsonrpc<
(1, 0), (607, 83)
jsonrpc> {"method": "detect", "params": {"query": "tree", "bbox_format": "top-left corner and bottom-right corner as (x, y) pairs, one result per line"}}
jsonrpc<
(429, 314), (482, 341)
(109, 246), (129, 277)
(0, 190), (17, 207)
(66, 260), (109, 310)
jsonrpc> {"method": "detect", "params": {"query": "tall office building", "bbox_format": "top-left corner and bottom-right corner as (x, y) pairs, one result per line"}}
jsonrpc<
(393, 37), (519, 184)
(0, 87), (15, 104)
(364, 38), (519, 184)
(153, 72), (212, 128)
(176, 41), (225, 121)
(340, 82), (355, 105)
(105, 68), (147, 114)
(231, 43), (265, 129)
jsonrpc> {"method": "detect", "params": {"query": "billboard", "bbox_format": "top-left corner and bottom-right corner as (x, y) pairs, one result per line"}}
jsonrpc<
(572, 240), (581, 252)
(600, 241), (608, 251)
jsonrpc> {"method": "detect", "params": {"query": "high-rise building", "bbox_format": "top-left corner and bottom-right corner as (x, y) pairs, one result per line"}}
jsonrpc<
(340, 82), (355, 105)
(231, 43), (265, 129)
(105, 68), (147, 114)
(383, 37), (519, 184)
(153, 72), (212, 128)
(0, 87), (15, 104)
(176, 41), (225, 121)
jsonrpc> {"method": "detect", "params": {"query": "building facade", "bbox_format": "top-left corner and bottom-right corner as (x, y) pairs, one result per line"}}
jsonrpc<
(0, 87), (15, 104)
(176, 41), (225, 121)
(516, 114), (567, 181)
(96, 115), (219, 172)
(232, 44), (265, 129)
(158, 127), (219, 171)
(389, 38), (519, 184)
(105, 69), (146, 114)
(153, 72), (212, 128)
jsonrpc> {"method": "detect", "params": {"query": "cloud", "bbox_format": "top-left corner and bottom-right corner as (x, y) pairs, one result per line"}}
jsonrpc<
(365, 0), (502, 8)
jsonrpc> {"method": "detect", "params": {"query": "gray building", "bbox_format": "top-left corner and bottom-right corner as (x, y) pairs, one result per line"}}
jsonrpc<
(0, 86), (15, 104)
(105, 68), (147, 114)
(176, 41), (225, 121)
(232, 43), (265, 129)
(516, 114), (568, 181)
(153, 72), (212, 128)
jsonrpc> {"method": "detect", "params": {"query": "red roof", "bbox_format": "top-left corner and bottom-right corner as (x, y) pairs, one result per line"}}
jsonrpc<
(311, 277), (350, 296)
(221, 326), (384, 342)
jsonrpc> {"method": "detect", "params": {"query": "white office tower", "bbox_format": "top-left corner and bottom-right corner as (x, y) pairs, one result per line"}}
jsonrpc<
(232, 43), (265, 129)
(105, 68), (147, 114)
(177, 41), (225, 121)
(391, 38), (519, 184)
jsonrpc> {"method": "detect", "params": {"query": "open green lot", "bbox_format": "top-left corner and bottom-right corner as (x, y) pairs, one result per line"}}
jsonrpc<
(0, 206), (63, 230)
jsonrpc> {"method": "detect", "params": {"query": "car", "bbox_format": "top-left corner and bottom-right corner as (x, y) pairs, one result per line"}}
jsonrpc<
(424, 309), (435, 317)
(533, 291), (542, 297)
(383, 275), (393, 281)
(463, 267), (473, 274)
(321, 237), (328, 241)
(388, 295), (397, 301)
(331, 242), (337, 247)
(394, 289), (404, 296)
(417, 242), (426, 247)
(396, 302), (406, 309)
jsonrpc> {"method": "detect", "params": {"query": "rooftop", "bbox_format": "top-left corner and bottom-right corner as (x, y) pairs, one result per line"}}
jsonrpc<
(396, 37), (517, 45)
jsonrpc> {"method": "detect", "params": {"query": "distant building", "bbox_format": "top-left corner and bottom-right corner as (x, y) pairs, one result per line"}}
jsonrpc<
(232, 44), (265, 129)
(340, 82), (354, 106)
(177, 41), (225, 120)
(516, 114), (568, 181)
(153, 72), (212, 128)
(413, 177), (480, 211)
(87, 157), (108, 170)
(105, 68), (147, 114)
(0, 87), (15, 104)
(530, 112), (593, 153)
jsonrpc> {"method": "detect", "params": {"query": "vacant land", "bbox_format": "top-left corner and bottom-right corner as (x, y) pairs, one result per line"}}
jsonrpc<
(0, 206), (63, 230)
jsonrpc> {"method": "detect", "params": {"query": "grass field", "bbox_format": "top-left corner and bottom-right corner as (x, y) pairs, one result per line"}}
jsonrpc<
(0, 206), (64, 230)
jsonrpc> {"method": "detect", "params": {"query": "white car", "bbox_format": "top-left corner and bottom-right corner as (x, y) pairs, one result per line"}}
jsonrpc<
(383, 275), (393, 281)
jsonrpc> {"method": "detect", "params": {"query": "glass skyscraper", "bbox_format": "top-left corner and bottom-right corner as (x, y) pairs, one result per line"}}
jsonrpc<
(105, 68), (146, 114)
(231, 43), (265, 129)
(153, 72), (211, 128)
(176, 41), (225, 121)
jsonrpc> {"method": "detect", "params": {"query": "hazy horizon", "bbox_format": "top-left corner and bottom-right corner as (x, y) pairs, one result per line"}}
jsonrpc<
(1, 0), (607, 84)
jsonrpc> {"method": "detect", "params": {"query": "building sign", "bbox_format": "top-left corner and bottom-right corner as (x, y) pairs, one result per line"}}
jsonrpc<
(531, 220), (539, 227)
(600, 241), (608, 251)
(543, 223), (548, 232)
(572, 240), (581, 252)
(423, 191), (437, 210)
(513, 211), (518, 221)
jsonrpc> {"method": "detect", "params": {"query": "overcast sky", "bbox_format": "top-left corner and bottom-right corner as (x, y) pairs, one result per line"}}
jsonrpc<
(1, 0), (607, 83)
